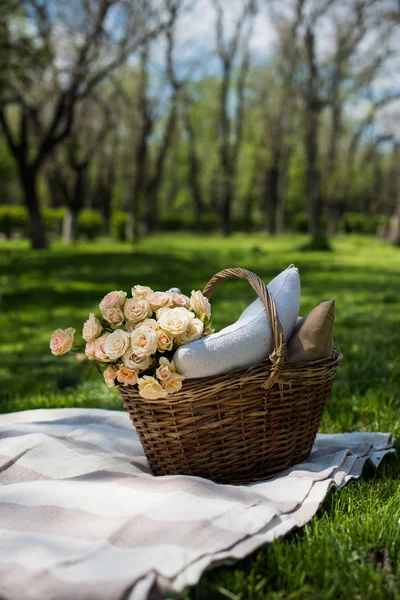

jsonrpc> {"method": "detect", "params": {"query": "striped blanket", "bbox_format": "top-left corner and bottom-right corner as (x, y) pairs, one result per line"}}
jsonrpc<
(0, 408), (395, 600)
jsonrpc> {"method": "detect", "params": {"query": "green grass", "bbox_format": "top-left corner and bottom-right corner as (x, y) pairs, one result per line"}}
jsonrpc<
(1, 233), (399, 599)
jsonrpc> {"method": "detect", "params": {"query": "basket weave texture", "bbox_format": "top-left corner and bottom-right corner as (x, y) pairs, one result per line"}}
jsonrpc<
(120, 268), (342, 485)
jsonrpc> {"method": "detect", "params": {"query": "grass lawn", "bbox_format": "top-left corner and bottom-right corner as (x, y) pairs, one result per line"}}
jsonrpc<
(1, 233), (399, 599)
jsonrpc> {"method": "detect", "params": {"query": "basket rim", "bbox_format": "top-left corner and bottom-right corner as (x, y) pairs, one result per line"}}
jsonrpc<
(119, 348), (343, 405)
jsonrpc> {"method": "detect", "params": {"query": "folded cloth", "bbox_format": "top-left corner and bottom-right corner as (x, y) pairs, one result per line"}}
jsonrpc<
(0, 408), (395, 600)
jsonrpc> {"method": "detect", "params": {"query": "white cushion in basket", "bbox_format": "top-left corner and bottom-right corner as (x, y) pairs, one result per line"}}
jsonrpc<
(173, 266), (301, 379)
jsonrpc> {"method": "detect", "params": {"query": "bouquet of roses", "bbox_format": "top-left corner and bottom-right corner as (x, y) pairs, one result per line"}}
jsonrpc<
(50, 286), (212, 399)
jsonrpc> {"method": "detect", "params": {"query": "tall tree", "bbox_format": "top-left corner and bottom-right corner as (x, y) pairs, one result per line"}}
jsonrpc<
(262, 0), (305, 234)
(46, 92), (116, 242)
(0, 0), (166, 248)
(212, 0), (257, 235)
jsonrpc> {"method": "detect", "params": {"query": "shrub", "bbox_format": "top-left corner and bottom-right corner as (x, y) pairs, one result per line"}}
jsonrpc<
(201, 212), (219, 232)
(289, 213), (329, 234)
(111, 211), (129, 241)
(77, 210), (104, 240)
(289, 212), (309, 233)
(159, 212), (220, 232)
(159, 214), (195, 231)
(43, 208), (66, 237)
(339, 213), (378, 235)
(0, 205), (29, 238)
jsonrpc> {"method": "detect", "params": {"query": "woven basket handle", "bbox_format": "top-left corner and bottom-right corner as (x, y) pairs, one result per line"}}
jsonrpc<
(202, 268), (286, 389)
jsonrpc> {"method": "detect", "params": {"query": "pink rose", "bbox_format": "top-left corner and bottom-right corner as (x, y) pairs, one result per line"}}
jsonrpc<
(132, 285), (153, 297)
(146, 291), (172, 311)
(124, 297), (152, 324)
(157, 329), (174, 352)
(102, 307), (124, 327)
(104, 365), (118, 388)
(117, 365), (138, 387)
(126, 318), (157, 332)
(135, 318), (158, 330)
(50, 328), (75, 356)
(99, 291), (126, 311)
(123, 348), (152, 371)
(82, 313), (103, 342)
(167, 291), (190, 308)
(95, 334), (111, 362)
(85, 340), (96, 360)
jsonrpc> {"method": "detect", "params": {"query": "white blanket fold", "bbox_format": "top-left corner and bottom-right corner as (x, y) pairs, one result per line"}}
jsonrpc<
(0, 408), (395, 600)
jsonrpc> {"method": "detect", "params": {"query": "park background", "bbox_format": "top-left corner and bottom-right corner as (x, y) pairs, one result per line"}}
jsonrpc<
(1, 1), (400, 598)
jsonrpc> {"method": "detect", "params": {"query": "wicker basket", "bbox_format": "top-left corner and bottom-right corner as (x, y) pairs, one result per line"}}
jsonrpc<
(120, 268), (342, 485)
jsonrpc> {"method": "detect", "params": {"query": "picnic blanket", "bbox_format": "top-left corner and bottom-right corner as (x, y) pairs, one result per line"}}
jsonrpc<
(0, 408), (396, 600)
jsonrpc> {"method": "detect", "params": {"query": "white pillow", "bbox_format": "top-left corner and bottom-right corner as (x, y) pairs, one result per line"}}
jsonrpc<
(173, 266), (301, 379)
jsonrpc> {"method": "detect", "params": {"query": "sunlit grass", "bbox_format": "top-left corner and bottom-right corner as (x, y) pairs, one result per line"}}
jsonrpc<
(1, 233), (399, 599)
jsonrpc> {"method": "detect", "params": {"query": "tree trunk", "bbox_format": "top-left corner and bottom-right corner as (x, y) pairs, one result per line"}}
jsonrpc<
(62, 164), (87, 243)
(304, 27), (325, 243)
(266, 164), (279, 234)
(221, 176), (233, 236)
(20, 167), (48, 249)
(185, 109), (204, 233)
(62, 208), (79, 244)
(276, 146), (291, 235)
(145, 101), (178, 233)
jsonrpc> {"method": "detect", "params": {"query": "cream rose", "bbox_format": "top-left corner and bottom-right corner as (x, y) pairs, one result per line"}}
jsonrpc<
(123, 347), (152, 371)
(131, 325), (158, 357)
(124, 297), (152, 324)
(162, 372), (185, 394)
(138, 376), (168, 400)
(82, 313), (103, 342)
(94, 334), (111, 362)
(156, 363), (172, 381)
(157, 329), (174, 352)
(104, 329), (130, 360)
(175, 318), (204, 346)
(132, 285), (153, 297)
(50, 328), (75, 356)
(146, 291), (172, 311)
(104, 365), (118, 388)
(135, 318), (158, 331)
(159, 356), (176, 372)
(99, 291), (126, 311)
(102, 307), (124, 327)
(157, 307), (194, 336)
(189, 290), (211, 321)
(117, 365), (138, 387)
(85, 340), (96, 360)
(155, 307), (169, 320)
(167, 291), (190, 308)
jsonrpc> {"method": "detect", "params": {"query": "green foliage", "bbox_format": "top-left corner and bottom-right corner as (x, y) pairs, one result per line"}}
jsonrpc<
(0, 205), (28, 238)
(1, 234), (399, 600)
(289, 212), (309, 233)
(201, 212), (220, 232)
(43, 208), (66, 236)
(111, 210), (129, 241)
(339, 213), (379, 235)
(159, 212), (220, 232)
(77, 210), (104, 240)
(0, 137), (15, 186)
